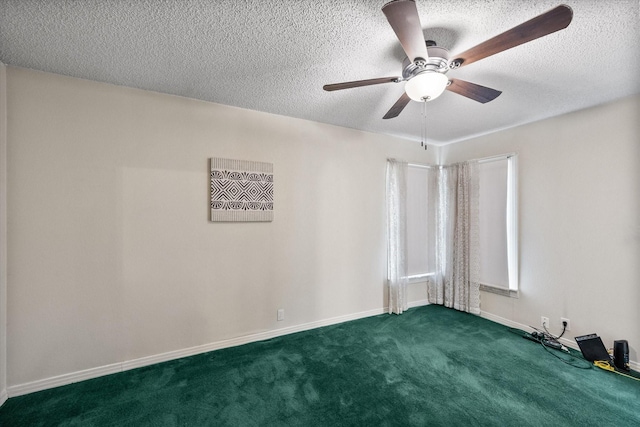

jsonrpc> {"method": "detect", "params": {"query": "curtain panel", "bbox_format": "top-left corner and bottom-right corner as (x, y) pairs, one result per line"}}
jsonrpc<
(386, 159), (409, 314)
(428, 162), (481, 314)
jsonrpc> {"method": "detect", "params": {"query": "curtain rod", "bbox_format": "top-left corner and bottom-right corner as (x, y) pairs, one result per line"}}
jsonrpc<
(397, 154), (516, 169)
(387, 158), (435, 169)
(407, 162), (435, 169)
(475, 152), (517, 164)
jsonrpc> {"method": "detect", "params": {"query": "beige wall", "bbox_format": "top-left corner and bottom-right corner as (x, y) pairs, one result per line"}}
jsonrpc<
(5, 67), (435, 388)
(441, 95), (640, 362)
(5, 65), (639, 392)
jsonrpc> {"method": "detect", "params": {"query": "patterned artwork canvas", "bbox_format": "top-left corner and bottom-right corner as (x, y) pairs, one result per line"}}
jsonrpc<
(210, 158), (273, 222)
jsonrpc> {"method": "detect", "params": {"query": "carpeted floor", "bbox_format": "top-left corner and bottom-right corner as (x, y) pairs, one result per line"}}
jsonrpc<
(1, 304), (639, 426)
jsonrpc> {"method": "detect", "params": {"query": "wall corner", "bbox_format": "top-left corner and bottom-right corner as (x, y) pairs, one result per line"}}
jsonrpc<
(0, 61), (8, 405)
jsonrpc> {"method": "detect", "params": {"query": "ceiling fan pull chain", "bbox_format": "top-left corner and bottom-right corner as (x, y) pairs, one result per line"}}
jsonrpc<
(420, 99), (425, 147)
(421, 99), (428, 150)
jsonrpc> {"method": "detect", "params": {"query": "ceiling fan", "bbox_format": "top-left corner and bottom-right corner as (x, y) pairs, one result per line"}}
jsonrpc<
(323, 1), (573, 120)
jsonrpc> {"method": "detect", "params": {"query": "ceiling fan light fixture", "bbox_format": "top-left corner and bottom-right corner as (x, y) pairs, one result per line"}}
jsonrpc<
(404, 71), (449, 102)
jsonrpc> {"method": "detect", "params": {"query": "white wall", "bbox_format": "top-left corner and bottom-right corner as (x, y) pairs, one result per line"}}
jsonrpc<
(0, 62), (8, 405)
(5, 67), (435, 390)
(441, 95), (640, 363)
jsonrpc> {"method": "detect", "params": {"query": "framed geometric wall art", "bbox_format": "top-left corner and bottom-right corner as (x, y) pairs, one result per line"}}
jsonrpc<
(210, 157), (274, 222)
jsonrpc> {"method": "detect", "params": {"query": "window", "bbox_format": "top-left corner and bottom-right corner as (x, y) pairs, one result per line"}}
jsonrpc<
(406, 164), (436, 282)
(478, 155), (518, 295)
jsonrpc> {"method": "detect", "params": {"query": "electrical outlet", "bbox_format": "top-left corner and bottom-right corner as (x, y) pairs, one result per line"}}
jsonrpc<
(561, 317), (571, 331)
(277, 309), (285, 321)
(541, 316), (549, 328)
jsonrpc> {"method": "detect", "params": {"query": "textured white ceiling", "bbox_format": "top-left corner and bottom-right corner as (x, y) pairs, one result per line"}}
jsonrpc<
(1, 0), (638, 145)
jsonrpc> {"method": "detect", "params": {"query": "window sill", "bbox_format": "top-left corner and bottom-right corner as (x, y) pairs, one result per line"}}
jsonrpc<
(480, 283), (519, 298)
(408, 273), (434, 284)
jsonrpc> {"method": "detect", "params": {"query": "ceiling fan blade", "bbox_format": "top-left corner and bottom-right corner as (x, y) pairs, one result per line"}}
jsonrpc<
(382, 0), (429, 62)
(383, 92), (411, 119)
(450, 4), (573, 68)
(446, 79), (502, 103)
(323, 77), (400, 92)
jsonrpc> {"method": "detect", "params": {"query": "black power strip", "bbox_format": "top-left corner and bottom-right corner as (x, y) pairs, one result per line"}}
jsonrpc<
(523, 332), (542, 343)
(523, 331), (565, 351)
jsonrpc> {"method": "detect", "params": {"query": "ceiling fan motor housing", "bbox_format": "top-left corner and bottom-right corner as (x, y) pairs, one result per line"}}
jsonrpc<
(402, 43), (450, 79)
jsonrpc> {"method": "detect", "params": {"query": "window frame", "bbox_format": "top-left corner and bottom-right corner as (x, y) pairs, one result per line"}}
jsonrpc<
(477, 154), (519, 298)
(406, 162), (436, 283)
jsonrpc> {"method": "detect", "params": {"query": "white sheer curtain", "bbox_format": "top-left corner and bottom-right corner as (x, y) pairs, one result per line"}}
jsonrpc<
(428, 162), (481, 314)
(386, 159), (408, 314)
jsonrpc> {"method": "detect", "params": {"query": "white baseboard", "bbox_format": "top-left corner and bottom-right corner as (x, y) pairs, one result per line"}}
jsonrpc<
(480, 310), (640, 372)
(9, 305), (635, 399)
(408, 299), (430, 309)
(8, 306), (387, 398)
(479, 310), (528, 331)
(0, 388), (7, 407)
(7, 362), (123, 398)
(123, 306), (387, 371)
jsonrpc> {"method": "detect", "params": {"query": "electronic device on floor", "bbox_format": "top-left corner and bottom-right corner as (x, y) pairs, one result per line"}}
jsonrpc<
(613, 340), (630, 371)
(576, 334), (631, 373)
(575, 334), (612, 363)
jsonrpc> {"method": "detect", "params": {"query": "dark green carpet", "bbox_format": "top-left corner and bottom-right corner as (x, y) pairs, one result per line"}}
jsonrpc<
(1, 305), (639, 426)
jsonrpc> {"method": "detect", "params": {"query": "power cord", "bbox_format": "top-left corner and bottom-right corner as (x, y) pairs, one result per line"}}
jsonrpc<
(543, 321), (566, 340)
(594, 360), (640, 381)
(538, 338), (592, 369)
(508, 326), (592, 370)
